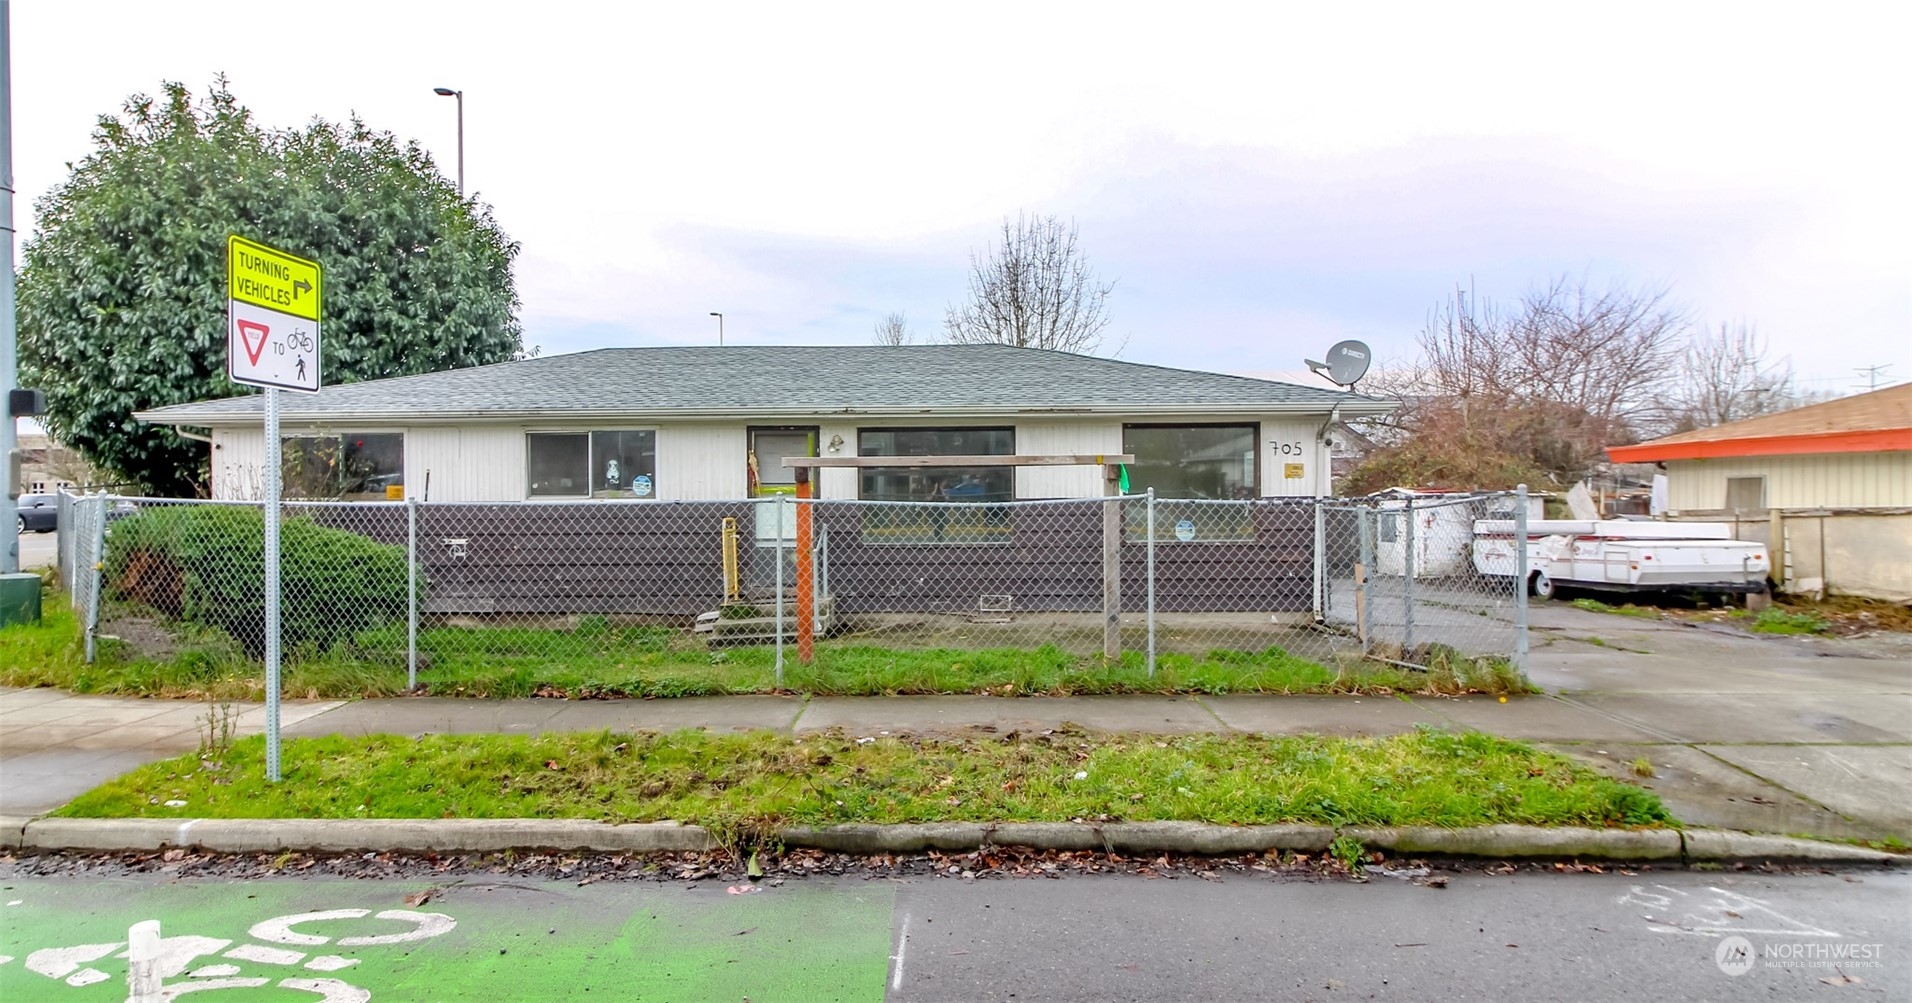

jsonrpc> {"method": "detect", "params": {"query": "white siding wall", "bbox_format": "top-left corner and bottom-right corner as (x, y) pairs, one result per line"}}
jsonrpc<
(210, 428), (265, 499)
(816, 421), (859, 500)
(1667, 452), (1912, 511)
(408, 425), (523, 502)
(656, 424), (749, 500)
(203, 412), (1348, 502)
(1259, 417), (1329, 497)
(1014, 420), (1124, 498)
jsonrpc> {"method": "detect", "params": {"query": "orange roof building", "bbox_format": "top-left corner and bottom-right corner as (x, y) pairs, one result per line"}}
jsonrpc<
(1606, 384), (1912, 514)
(1607, 383), (1912, 463)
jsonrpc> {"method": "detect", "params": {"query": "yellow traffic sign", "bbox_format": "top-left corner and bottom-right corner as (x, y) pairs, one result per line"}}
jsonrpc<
(228, 235), (322, 322)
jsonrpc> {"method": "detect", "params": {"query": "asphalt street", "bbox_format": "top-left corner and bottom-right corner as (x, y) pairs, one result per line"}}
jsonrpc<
(13, 528), (55, 570)
(2, 867), (1905, 1001)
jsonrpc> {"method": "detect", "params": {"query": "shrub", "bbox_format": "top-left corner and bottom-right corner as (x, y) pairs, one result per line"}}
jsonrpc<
(105, 504), (414, 655)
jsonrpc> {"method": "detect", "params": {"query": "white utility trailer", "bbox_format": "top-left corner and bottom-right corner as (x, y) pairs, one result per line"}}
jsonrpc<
(1472, 519), (1770, 600)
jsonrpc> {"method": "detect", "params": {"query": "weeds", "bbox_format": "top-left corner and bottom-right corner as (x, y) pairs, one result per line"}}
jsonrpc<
(1571, 598), (1659, 619)
(1750, 608), (1831, 635)
(196, 699), (239, 764)
(1328, 834), (1367, 873)
(1630, 757), (1655, 778)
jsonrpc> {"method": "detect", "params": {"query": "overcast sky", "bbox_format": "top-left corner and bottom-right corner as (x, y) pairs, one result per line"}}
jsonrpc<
(12, 1), (1909, 391)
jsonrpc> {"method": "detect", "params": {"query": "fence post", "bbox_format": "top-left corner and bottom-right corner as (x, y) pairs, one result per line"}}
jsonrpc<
(1514, 484), (1529, 673)
(407, 496), (419, 691)
(1145, 488), (1156, 677)
(1402, 495), (1416, 658)
(1101, 471), (1122, 662)
(773, 496), (785, 687)
(83, 492), (106, 663)
(1311, 499), (1326, 623)
(1356, 505), (1372, 653)
(794, 475), (815, 664)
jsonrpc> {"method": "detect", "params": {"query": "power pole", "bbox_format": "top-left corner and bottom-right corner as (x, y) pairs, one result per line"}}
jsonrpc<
(1853, 364), (1892, 392)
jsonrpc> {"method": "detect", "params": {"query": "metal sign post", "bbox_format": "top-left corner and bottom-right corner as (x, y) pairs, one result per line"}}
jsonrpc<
(227, 235), (322, 783)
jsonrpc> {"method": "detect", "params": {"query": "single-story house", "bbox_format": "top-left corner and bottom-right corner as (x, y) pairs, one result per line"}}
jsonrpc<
(134, 345), (1394, 618)
(137, 344), (1394, 504)
(1606, 383), (1912, 602)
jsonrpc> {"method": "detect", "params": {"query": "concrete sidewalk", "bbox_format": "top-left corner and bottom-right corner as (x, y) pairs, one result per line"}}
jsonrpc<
(4, 680), (1908, 841)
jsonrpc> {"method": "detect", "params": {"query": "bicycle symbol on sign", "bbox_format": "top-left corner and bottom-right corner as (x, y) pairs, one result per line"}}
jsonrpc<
(3, 905), (456, 1001)
(283, 328), (316, 353)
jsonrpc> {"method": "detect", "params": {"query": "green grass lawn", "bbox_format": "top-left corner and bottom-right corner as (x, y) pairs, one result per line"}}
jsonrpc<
(56, 726), (1670, 834)
(1, 603), (1534, 699)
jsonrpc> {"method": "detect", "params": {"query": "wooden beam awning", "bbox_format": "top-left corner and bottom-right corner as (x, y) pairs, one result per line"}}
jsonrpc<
(781, 454), (1135, 468)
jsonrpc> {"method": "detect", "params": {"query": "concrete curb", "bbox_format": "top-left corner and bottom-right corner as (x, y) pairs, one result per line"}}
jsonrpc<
(5, 818), (1901, 865)
(1340, 825), (1683, 861)
(1680, 830), (1902, 864)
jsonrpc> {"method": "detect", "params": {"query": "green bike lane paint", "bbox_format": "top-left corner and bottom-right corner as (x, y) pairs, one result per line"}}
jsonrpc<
(1, 876), (893, 1000)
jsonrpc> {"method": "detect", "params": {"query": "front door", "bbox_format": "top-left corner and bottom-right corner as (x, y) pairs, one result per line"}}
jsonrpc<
(749, 427), (818, 498)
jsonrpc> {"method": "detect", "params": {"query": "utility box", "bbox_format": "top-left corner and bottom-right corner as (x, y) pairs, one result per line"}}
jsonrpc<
(0, 572), (43, 627)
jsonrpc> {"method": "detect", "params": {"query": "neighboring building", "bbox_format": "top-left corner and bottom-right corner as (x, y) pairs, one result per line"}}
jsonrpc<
(1606, 384), (1912, 602)
(135, 345), (1394, 503)
(15, 432), (88, 495)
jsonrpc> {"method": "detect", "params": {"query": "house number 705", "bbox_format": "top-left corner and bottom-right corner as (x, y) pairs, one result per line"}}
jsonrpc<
(1273, 441), (1305, 456)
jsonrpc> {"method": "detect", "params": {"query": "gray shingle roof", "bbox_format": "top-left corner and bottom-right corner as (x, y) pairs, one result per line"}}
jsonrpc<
(137, 344), (1391, 424)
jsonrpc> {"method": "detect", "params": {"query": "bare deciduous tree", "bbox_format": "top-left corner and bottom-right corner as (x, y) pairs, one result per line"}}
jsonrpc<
(945, 213), (1114, 353)
(1347, 275), (1691, 490)
(1667, 322), (1798, 431)
(872, 311), (914, 346)
(1413, 276), (1685, 430)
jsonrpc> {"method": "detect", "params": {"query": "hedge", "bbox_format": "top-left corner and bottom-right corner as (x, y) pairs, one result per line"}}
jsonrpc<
(104, 504), (414, 655)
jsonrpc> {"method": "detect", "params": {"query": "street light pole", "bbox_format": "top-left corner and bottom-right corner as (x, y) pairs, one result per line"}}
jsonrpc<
(710, 312), (723, 346)
(432, 87), (463, 195)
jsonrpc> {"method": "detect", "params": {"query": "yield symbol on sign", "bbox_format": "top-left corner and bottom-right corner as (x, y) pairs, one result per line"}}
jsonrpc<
(237, 319), (271, 366)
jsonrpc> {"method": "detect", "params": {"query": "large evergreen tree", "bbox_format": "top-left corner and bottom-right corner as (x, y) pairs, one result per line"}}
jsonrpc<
(19, 79), (522, 495)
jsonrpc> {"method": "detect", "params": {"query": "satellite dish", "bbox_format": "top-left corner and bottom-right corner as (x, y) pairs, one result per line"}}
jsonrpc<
(1305, 340), (1372, 388)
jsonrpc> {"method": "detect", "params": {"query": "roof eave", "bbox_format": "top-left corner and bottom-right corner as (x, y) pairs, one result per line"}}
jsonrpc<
(1607, 428), (1912, 463)
(137, 398), (1399, 427)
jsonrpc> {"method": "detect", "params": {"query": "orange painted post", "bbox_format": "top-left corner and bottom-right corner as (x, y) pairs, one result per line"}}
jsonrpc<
(795, 470), (816, 663)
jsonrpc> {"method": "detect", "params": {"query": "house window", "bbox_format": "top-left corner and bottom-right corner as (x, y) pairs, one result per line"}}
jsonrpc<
(527, 431), (657, 499)
(1123, 424), (1258, 498)
(858, 427), (1014, 543)
(1123, 424), (1259, 541)
(281, 432), (404, 500)
(28, 481), (46, 494)
(1725, 476), (1766, 512)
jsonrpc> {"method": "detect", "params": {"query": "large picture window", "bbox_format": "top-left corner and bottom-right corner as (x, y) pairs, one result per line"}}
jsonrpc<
(1123, 424), (1258, 541)
(527, 430), (657, 499)
(282, 432), (404, 500)
(858, 427), (1014, 543)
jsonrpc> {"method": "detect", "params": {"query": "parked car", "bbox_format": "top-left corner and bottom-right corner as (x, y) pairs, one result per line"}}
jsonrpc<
(15, 493), (58, 533)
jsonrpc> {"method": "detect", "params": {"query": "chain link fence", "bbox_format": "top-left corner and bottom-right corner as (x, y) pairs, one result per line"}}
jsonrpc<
(57, 490), (1529, 684)
(1318, 492), (1530, 670)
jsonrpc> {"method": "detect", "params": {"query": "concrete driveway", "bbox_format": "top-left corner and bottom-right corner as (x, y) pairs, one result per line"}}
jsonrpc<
(1525, 600), (1912, 841)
